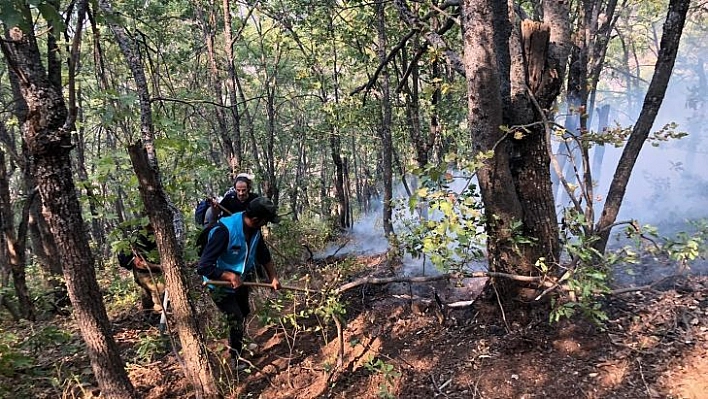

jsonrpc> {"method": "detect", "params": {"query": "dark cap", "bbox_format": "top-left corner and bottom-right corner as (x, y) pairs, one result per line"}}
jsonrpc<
(246, 196), (280, 223)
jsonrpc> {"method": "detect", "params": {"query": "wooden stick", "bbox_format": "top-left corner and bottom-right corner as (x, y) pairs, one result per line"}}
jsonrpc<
(202, 280), (314, 293)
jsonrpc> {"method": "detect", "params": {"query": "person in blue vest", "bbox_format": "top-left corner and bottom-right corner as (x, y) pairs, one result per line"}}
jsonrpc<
(197, 196), (281, 370)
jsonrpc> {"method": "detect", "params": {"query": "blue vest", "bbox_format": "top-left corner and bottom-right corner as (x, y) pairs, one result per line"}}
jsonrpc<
(204, 212), (261, 290)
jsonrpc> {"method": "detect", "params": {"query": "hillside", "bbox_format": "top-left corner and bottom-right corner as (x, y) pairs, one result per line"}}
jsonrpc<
(3, 253), (707, 399)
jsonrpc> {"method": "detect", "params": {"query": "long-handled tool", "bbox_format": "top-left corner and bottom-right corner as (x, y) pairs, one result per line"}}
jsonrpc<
(203, 279), (314, 293)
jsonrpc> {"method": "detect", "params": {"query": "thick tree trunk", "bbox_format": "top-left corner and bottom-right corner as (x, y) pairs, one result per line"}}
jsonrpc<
(508, 15), (568, 269)
(461, 0), (569, 300)
(127, 144), (221, 398)
(462, 0), (523, 287)
(1, 16), (139, 399)
(6, 55), (66, 309)
(595, 0), (690, 252)
(28, 193), (66, 295)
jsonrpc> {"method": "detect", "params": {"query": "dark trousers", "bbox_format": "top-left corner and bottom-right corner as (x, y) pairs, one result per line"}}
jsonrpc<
(210, 287), (250, 359)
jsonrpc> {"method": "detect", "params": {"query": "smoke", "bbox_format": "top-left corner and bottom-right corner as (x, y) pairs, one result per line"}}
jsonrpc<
(320, 29), (708, 287)
(578, 34), (708, 282)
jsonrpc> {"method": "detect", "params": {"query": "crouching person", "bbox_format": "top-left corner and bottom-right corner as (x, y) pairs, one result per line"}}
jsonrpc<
(117, 223), (165, 323)
(197, 197), (281, 371)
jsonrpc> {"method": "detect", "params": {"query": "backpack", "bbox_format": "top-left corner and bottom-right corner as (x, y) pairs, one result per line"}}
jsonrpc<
(196, 222), (223, 256)
(117, 251), (134, 270)
(194, 199), (210, 226)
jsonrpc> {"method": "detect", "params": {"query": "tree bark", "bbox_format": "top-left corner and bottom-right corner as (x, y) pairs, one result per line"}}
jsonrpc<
(461, 0), (569, 300)
(127, 144), (222, 398)
(0, 144), (35, 320)
(221, 0), (243, 171)
(1, 9), (139, 397)
(28, 192), (66, 300)
(462, 0), (521, 282)
(376, 2), (394, 236)
(98, 1), (222, 396)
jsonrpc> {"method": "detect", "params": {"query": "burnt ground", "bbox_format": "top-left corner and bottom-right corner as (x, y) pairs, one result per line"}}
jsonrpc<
(3, 255), (707, 399)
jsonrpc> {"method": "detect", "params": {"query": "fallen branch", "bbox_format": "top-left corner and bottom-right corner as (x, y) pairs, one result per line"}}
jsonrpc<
(206, 269), (555, 296)
(609, 284), (653, 295)
(334, 270), (547, 294)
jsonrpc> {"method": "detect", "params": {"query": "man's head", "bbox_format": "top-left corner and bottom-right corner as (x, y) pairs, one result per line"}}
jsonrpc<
(233, 173), (253, 202)
(244, 196), (280, 226)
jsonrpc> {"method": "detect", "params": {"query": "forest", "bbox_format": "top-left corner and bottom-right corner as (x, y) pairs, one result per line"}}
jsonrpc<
(1, 0), (707, 398)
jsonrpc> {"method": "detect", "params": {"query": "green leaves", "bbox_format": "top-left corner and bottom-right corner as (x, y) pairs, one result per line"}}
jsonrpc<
(398, 160), (486, 273)
(0, 0), (65, 33)
(0, 1), (31, 32)
(35, 1), (65, 32)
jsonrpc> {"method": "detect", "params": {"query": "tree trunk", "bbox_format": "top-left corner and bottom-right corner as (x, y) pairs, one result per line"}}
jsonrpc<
(1, 12), (139, 398)
(462, 0), (522, 296)
(265, 78), (279, 203)
(401, 37), (428, 169)
(6, 53), (66, 307)
(556, 0), (620, 207)
(127, 144), (222, 398)
(221, 0), (243, 171)
(509, 14), (568, 268)
(98, 1), (222, 396)
(461, 0), (569, 300)
(330, 126), (348, 228)
(74, 116), (105, 247)
(595, 0), (690, 252)
(0, 145), (35, 320)
(591, 104), (611, 184)
(376, 2), (394, 236)
(28, 192), (67, 303)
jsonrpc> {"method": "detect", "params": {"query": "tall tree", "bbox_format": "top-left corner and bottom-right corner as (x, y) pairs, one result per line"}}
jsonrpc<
(0, 1), (139, 397)
(97, 0), (222, 397)
(459, 0), (569, 299)
(594, 0), (690, 252)
(266, 2), (352, 227)
(0, 130), (34, 320)
(376, 2), (394, 235)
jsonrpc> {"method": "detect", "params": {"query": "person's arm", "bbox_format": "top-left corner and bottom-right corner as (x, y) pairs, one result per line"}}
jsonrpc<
(197, 225), (242, 288)
(263, 260), (280, 290)
(197, 226), (230, 280)
(117, 251), (135, 269)
(132, 254), (162, 272)
(133, 231), (161, 272)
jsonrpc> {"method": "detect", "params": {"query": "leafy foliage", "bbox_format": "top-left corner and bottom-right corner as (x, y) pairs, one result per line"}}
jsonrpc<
(396, 159), (487, 273)
(364, 356), (401, 399)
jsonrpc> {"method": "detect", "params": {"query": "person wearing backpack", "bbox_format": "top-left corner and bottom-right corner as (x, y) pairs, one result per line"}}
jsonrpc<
(196, 173), (258, 227)
(219, 173), (258, 214)
(117, 223), (165, 323)
(197, 196), (281, 371)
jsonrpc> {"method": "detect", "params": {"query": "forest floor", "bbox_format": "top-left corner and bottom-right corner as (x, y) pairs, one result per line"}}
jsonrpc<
(3, 253), (708, 399)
